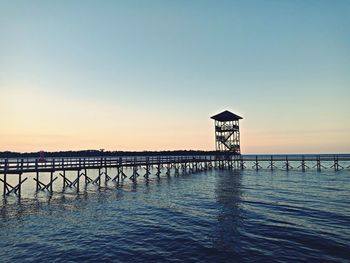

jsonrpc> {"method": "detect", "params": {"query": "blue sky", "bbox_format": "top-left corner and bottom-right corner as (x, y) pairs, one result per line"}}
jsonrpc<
(1, 0), (349, 153)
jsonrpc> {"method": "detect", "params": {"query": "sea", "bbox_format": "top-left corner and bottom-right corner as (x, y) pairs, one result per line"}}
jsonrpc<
(0, 166), (349, 262)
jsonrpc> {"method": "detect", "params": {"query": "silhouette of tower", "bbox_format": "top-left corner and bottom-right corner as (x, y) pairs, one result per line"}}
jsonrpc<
(211, 110), (243, 154)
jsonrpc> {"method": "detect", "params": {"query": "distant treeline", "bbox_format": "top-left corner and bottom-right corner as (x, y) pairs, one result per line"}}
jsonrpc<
(0, 150), (219, 159)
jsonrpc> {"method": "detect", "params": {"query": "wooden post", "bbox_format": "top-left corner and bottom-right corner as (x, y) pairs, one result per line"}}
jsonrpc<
(174, 164), (179, 176)
(239, 155), (246, 170)
(330, 155), (343, 171)
(18, 173), (22, 198)
(144, 157), (150, 178)
(268, 155), (275, 170)
(253, 156), (262, 170)
(98, 168), (101, 187)
(112, 167), (120, 182)
(297, 155), (309, 172)
(104, 158), (109, 183)
(85, 168), (88, 185)
(335, 156), (338, 171)
(3, 159), (8, 196)
(330, 155), (337, 171)
(314, 155), (325, 171)
(34, 159), (38, 191)
(157, 163), (161, 177)
(77, 158), (81, 192)
(62, 170), (66, 189)
(285, 156), (290, 171)
(3, 173), (6, 197)
(50, 171), (54, 193)
(183, 162), (186, 174)
(166, 163), (171, 176)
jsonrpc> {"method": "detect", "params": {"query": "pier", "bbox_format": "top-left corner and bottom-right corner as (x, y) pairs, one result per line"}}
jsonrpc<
(1, 110), (349, 199)
(0, 153), (349, 199)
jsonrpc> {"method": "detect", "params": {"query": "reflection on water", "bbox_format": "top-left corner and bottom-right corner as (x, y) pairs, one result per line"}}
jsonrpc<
(214, 170), (243, 257)
(0, 169), (349, 262)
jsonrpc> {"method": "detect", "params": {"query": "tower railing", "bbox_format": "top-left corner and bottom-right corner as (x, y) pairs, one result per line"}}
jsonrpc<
(215, 125), (239, 131)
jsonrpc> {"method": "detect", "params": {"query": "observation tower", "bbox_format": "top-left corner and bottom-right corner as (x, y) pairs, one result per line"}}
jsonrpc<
(211, 110), (243, 154)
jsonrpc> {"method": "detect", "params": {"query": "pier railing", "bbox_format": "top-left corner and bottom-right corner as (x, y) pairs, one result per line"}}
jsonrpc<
(0, 155), (216, 174)
(1, 154), (350, 174)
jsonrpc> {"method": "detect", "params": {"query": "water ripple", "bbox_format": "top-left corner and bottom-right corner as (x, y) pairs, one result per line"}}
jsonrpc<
(0, 169), (349, 262)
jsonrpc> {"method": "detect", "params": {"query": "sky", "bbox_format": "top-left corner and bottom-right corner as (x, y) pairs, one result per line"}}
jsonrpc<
(0, 0), (349, 153)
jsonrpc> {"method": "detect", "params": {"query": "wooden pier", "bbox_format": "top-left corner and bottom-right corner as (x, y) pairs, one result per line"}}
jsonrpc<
(0, 153), (349, 199)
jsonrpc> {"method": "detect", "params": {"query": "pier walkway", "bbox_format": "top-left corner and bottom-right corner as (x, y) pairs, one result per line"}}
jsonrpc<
(0, 153), (349, 198)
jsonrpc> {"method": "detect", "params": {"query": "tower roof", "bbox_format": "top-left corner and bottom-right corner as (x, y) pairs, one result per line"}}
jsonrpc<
(211, 110), (243, 121)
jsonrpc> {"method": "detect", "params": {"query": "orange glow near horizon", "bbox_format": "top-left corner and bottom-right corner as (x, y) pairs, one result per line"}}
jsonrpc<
(1, 87), (349, 154)
(2, 128), (349, 154)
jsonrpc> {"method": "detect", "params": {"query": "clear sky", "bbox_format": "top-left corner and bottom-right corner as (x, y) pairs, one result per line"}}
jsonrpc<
(1, 0), (349, 153)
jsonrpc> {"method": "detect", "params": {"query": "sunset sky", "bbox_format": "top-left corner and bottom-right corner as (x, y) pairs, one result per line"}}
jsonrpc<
(1, 1), (349, 153)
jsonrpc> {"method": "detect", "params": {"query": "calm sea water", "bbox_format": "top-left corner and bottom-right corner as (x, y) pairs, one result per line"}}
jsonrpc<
(0, 168), (349, 262)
